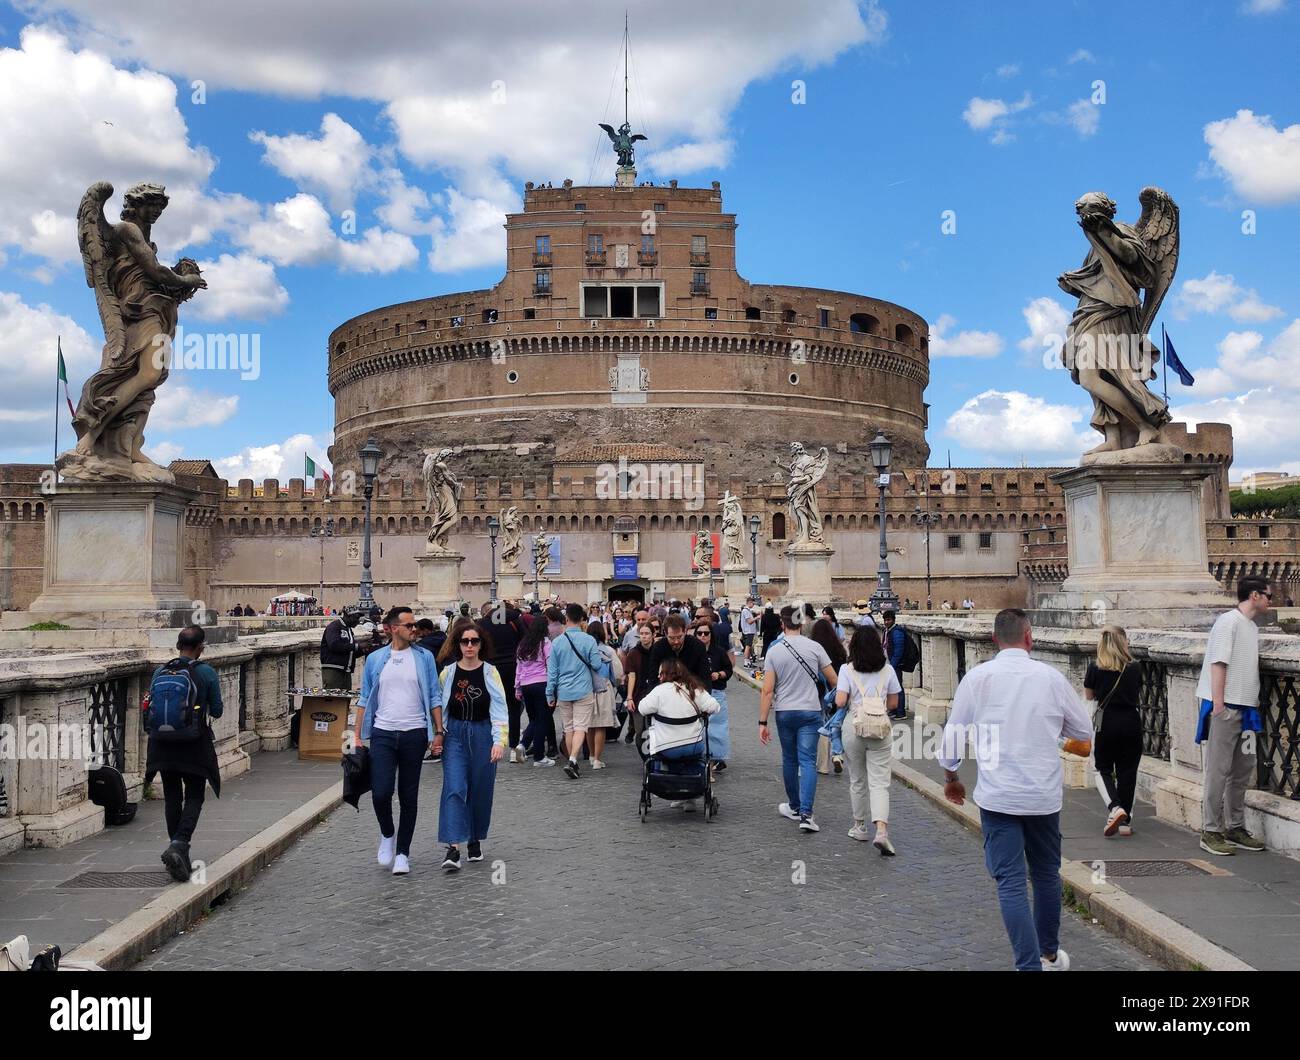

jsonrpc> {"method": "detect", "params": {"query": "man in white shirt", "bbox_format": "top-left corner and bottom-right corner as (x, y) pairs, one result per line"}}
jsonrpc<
(1195, 576), (1271, 856)
(940, 608), (1093, 972)
(739, 597), (759, 669)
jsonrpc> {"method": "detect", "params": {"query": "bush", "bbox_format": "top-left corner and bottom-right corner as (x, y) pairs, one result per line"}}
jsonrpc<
(24, 621), (71, 631)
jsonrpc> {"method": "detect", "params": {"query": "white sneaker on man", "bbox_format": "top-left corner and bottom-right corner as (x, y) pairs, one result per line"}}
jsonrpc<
(392, 854), (410, 876)
(591, 759), (606, 770)
(377, 835), (396, 867)
(533, 756), (556, 767)
(1041, 948), (1070, 971)
(778, 802), (801, 821)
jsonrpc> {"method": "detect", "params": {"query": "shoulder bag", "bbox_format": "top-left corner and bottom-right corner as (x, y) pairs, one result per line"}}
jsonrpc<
(849, 669), (893, 741)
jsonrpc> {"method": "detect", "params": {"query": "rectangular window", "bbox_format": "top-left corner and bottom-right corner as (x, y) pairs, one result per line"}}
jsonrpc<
(583, 285), (607, 317)
(705, 307), (718, 320)
(1226, 525), (1237, 539)
(588, 233), (604, 253)
(979, 532), (993, 549)
(535, 235), (550, 254)
(980, 483), (993, 493)
(524, 308), (536, 320)
(609, 285), (634, 318)
(641, 234), (655, 254)
(947, 535), (961, 551)
(574, 203), (586, 211)
(1006, 482), (1018, 492)
(1259, 524), (1270, 539)
(654, 202), (666, 212)
(819, 308), (830, 328)
(450, 315), (464, 327)
(692, 270), (709, 293)
(691, 235), (707, 255)
(637, 286), (661, 317)
(534, 270), (550, 292)
(482, 308), (497, 323)
(783, 309), (796, 323)
(1033, 481), (1046, 492)
(582, 283), (663, 319)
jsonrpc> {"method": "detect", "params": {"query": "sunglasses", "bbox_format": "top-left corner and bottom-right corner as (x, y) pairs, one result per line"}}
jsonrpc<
(460, 637), (481, 645)
(390, 622), (416, 630)
(695, 629), (711, 636)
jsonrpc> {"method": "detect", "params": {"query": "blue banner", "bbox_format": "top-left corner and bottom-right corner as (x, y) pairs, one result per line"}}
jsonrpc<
(613, 556), (638, 579)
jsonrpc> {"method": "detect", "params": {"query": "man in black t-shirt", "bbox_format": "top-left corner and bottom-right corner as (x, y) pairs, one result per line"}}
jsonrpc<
(641, 613), (712, 697)
(482, 602), (527, 759)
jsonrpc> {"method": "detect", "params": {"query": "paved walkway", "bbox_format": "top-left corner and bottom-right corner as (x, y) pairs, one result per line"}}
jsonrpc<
(0, 751), (337, 955)
(903, 741), (1300, 970)
(139, 684), (1155, 971)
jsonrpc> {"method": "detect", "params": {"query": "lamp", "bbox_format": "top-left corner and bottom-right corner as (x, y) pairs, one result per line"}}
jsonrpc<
(487, 515), (500, 605)
(357, 436), (383, 616)
(868, 432), (899, 612)
(748, 513), (761, 601)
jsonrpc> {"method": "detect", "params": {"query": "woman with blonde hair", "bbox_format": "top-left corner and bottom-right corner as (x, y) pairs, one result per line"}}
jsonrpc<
(1083, 624), (1144, 837)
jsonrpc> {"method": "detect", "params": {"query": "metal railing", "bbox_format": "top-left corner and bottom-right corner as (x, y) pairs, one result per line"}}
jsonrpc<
(532, 252), (552, 266)
(1257, 670), (1300, 798)
(1137, 659), (1170, 761)
(584, 251), (607, 266)
(637, 251), (658, 266)
(88, 678), (128, 771)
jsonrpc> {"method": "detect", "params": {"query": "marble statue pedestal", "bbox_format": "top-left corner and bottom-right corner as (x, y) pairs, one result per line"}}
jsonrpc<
(723, 565), (752, 603)
(784, 544), (834, 604)
(497, 570), (525, 603)
(615, 165), (636, 188)
(415, 551), (464, 613)
(1032, 462), (1232, 630)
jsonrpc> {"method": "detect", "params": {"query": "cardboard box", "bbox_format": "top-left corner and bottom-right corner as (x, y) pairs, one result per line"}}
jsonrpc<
(294, 694), (356, 762)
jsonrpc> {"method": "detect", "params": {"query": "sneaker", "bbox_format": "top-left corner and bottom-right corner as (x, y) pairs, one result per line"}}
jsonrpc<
(799, 815), (820, 833)
(847, 823), (871, 842)
(563, 758), (581, 779)
(623, 732), (635, 744)
(467, 841), (483, 862)
(873, 832), (896, 857)
(1225, 826), (1265, 851)
(591, 759), (606, 770)
(1118, 823), (1133, 836)
(1040, 948), (1070, 972)
(161, 841), (191, 883)
(377, 834), (396, 867)
(426, 751), (442, 763)
(1104, 806), (1128, 838)
(832, 755), (844, 774)
(392, 854), (410, 876)
(533, 756), (556, 767)
(442, 845), (462, 872)
(1199, 830), (1235, 857)
(777, 802), (801, 821)
(714, 760), (727, 772)
(513, 743), (526, 763)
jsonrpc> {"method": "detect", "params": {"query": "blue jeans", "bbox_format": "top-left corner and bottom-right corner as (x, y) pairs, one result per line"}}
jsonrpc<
(774, 710), (821, 816)
(707, 688), (730, 761)
(438, 717), (498, 845)
(370, 727), (427, 856)
(889, 685), (907, 719)
(519, 682), (552, 761)
(655, 738), (706, 765)
(980, 808), (1062, 971)
(820, 706), (847, 756)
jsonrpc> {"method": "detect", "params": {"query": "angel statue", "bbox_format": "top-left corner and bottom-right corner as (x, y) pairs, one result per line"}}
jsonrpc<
(1058, 187), (1180, 461)
(777, 442), (830, 547)
(59, 182), (207, 483)
(422, 448), (463, 553)
(533, 531), (553, 578)
(498, 505), (523, 573)
(598, 121), (647, 169)
(692, 530), (713, 574)
(719, 490), (745, 568)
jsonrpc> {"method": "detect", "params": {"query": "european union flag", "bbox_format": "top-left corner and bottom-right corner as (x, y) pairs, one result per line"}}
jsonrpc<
(1164, 331), (1195, 387)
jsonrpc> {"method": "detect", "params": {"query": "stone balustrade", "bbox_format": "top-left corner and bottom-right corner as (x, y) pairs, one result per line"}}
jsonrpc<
(0, 629), (360, 853)
(901, 614), (1300, 853)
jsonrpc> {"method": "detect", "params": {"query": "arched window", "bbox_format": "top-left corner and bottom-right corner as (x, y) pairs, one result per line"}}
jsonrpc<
(745, 306), (761, 320)
(894, 323), (914, 345)
(772, 512), (786, 539)
(850, 313), (879, 335)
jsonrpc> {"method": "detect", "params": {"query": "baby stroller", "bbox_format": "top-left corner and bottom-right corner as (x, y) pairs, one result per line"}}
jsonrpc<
(638, 711), (719, 822)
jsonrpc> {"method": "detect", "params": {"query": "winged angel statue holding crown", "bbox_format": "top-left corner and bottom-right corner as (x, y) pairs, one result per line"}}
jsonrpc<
(59, 182), (206, 483)
(1058, 187), (1181, 463)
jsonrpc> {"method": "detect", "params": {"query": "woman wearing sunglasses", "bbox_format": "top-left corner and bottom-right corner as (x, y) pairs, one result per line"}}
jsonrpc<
(435, 618), (508, 872)
(693, 620), (734, 776)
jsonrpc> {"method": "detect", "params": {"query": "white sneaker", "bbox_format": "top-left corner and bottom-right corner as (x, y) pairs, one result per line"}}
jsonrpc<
(1118, 823), (1133, 836)
(533, 756), (556, 767)
(778, 802), (801, 821)
(798, 815), (820, 833)
(1041, 948), (1070, 971)
(682, 799), (697, 813)
(377, 835), (396, 867)
(591, 759), (606, 770)
(392, 854), (410, 876)
(513, 744), (526, 763)
(847, 823), (871, 841)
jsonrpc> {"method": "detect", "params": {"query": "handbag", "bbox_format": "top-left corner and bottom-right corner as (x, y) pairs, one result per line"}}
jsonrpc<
(1091, 663), (1127, 732)
(849, 670), (892, 741)
(341, 745), (371, 810)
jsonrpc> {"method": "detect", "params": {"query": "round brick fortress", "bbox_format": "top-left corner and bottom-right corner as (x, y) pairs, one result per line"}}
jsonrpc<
(328, 180), (930, 482)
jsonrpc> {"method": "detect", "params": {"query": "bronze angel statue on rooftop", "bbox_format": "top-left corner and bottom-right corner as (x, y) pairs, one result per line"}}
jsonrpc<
(1058, 187), (1181, 463)
(598, 121), (646, 168)
(59, 181), (206, 482)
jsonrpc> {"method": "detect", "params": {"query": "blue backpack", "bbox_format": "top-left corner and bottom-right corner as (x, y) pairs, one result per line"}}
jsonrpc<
(146, 658), (203, 742)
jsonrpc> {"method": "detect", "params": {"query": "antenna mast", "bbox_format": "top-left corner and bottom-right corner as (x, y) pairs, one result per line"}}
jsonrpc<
(623, 11), (629, 126)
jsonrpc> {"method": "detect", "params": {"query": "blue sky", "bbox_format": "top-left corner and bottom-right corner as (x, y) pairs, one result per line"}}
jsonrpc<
(1, 0), (1297, 480)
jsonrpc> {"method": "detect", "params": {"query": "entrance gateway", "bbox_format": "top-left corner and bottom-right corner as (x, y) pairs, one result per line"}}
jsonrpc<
(607, 582), (646, 604)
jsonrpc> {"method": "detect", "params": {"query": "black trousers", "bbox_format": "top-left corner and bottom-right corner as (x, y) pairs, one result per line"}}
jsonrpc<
(370, 727), (427, 856)
(494, 658), (522, 746)
(161, 771), (206, 845)
(1094, 706), (1143, 816)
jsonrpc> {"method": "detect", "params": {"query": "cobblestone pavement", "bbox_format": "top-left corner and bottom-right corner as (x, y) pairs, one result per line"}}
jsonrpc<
(140, 684), (1159, 971)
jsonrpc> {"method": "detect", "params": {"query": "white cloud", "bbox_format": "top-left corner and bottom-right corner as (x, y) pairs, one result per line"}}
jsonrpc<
(928, 314), (1003, 359)
(962, 92), (1032, 143)
(151, 384), (239, 430)
(0, 290), (98, 452)
(1174, 270), (1283, 323)
(427, 185), (518, 273)
(1217, 320), (1300, 387)
(1174, 386), (1300, 471)
(1017, 296), (1071, 355)
(1242, 0), (1285, 13)
(189, 253), (290, 321)
(143, 439), (184, 465)
(1066, 99), (1100, 137)
(250, 113), (374, 212)
(945, 389), (1092, 462)
(995, 63), (1020, 78)
(211, 431), (334, 483)
(1204, 109), (1300, 204)
(1066, 49), (1096, 64)
(645, 140), (734, 175)
(239, 192), (419, 273)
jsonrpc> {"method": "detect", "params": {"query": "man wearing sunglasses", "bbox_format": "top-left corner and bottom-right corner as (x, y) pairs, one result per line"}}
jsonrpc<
(1195, 576), (1272, 856)
(357, 606), (443, 876)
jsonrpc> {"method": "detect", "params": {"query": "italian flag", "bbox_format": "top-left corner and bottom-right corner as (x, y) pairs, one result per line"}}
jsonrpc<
(57, 339), (75, 419)
(305, 453), (331, 488)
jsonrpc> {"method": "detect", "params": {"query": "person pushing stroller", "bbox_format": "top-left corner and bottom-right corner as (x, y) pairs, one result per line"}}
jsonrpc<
(636, 658), (720, 813)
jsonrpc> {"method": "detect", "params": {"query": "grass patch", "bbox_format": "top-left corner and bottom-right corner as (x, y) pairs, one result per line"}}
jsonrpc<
(24, 621), (71, 631)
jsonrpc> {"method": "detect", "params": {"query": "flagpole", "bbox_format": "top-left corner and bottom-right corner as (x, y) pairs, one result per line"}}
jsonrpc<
(53, 336), (60, 485)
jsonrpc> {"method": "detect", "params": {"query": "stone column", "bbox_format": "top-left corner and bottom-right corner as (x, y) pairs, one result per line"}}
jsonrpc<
(12, 683), (105, 848)
(723, 565), (751, 603)
(784, 543), (834, 604)
(252, 649), (292, 751)
(914, 632), (957, 725)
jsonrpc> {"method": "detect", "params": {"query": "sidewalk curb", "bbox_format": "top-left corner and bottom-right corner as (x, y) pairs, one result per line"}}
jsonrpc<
(734, 671), (1253, 972)
(68, 781), (344, 971)
(889, 759), (1254, 972)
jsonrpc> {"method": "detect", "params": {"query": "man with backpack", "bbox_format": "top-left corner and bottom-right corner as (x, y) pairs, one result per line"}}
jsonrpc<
(144, 625), (224, 884)
(881, 610), (917, 719)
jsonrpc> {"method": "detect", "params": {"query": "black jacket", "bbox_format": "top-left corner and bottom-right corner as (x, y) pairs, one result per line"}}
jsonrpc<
(144, 659), (223, 796)
(705, 639), (734, 690)
(320, 619), (358, 674)
(417, 630), (448, 668)
(759, 609), (782, 643)
(642, 635), (712, 696)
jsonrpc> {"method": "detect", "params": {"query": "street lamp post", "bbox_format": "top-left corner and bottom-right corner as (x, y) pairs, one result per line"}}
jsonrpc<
(311, 501), (334, 607)
(487, 515), (500, 605)
(748, 514), (761, 600)
(357, 437), (382, 616)
(914, 470), (940, 611)
(869, 431), (900, 613)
